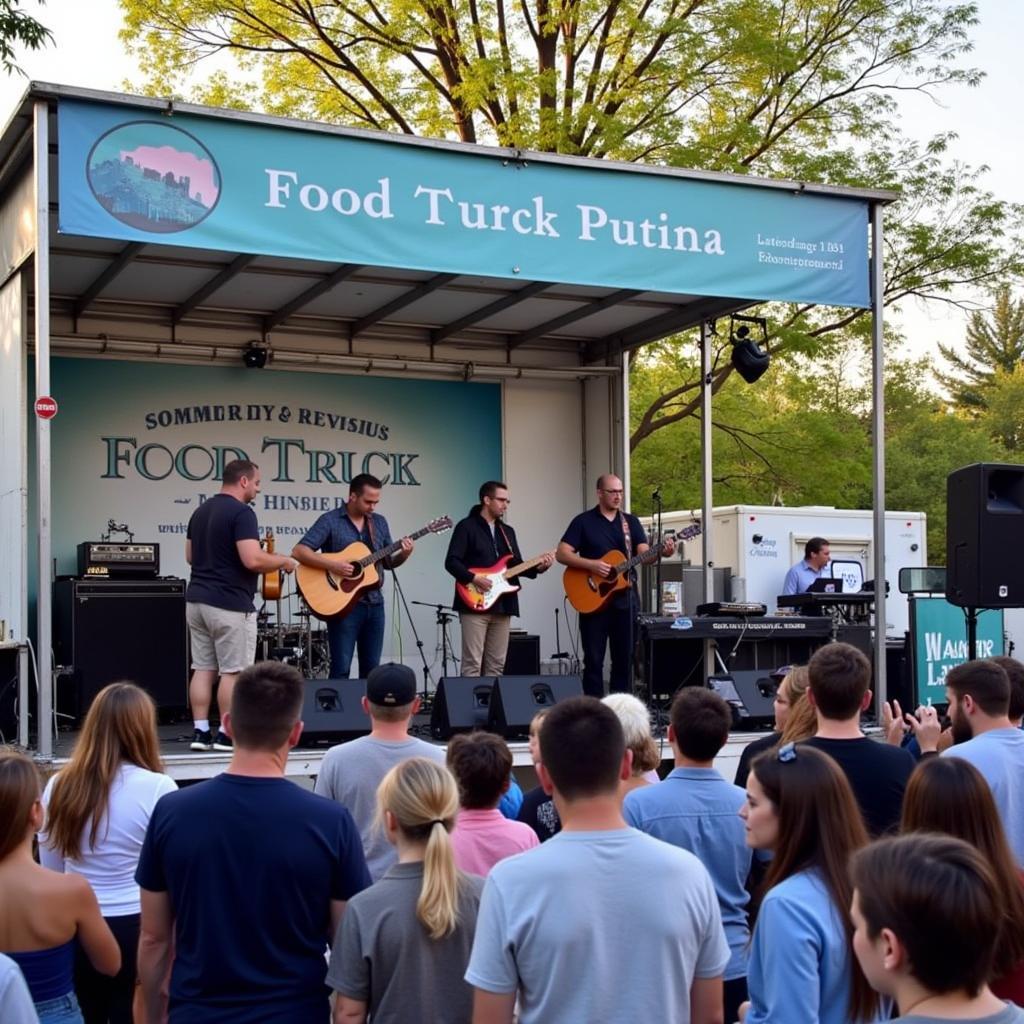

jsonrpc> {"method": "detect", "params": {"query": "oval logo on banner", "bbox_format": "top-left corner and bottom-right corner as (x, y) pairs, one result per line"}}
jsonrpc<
(85, 121), (222, 234)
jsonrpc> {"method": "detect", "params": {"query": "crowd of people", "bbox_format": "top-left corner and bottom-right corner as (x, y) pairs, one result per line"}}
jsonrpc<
(3, 644), (1024, 1023)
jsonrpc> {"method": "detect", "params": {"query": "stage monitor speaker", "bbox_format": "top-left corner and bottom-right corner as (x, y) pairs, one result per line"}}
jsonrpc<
(300, 679), (370, 745)
(505, 634), (541, 676)
(53, 578), (188, 719)
(487, 675), (583, 738)
(709, 671), (777, 729)
(430, 677), (498, 740)
(947, 463), (1024, 607)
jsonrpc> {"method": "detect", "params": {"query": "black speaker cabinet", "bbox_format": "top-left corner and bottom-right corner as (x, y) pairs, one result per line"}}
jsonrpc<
(430, 677), (498, 739)
(299, 679), (370, 745)
(709, 671), (777, 728)
(505, 634), (541, 675)
(53, 578), (188, 719)
(487, 675), (583, 738)
(947, 463), (1024, 607)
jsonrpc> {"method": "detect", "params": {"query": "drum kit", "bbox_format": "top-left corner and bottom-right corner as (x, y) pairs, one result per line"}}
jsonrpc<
(256, 595), (331, 678)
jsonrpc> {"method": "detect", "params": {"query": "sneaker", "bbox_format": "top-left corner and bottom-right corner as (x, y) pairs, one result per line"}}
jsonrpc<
(213, 730), (233, 752)
(190, 728), (213, 751)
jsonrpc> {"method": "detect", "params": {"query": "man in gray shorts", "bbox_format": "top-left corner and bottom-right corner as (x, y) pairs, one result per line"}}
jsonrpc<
(185, 459), (297, 751)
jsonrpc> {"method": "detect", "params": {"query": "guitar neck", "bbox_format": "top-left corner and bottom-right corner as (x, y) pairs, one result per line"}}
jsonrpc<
(503, 554), (548, 581)
(612, 546), (662, 579)
(357, 524), (432, 568)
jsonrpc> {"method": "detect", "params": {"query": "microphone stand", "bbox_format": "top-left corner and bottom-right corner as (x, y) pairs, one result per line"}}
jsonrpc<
(652, 487), (663, 616)
(411, 600), (458, 681)
(390, 570), (435, 703)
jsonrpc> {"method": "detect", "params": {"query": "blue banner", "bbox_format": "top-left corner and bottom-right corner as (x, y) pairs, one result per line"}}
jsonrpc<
(58, 99), (871, 308)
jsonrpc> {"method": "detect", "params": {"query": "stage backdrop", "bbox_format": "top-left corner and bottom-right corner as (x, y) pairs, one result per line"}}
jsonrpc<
(48, 357), (501, 661)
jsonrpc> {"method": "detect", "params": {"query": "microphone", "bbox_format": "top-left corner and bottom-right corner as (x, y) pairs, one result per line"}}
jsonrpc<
(652, 486), (661, 502)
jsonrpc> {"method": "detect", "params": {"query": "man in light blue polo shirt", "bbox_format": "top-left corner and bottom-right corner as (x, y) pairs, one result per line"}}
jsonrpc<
(781, 536), (830, 595)
(936, 658), (1024, 865)
(624, 686), (754, 1024)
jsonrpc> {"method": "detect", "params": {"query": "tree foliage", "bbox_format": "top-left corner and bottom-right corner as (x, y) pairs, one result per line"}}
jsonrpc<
(0, 0), (52, 75)
(121, 0), (978, 161)
(936, 284), (1024, 411)
(631, 342), (1005, 561)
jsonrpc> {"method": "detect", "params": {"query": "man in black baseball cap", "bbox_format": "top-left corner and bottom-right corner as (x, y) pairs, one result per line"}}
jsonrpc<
(314, 664), (445, 879)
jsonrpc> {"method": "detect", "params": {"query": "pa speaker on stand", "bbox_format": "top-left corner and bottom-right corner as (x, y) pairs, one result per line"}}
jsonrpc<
(947, 463), (1024, 607)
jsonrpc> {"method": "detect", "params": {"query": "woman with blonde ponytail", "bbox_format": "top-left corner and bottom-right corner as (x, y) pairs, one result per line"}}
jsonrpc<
(328, 757), (484, 1023)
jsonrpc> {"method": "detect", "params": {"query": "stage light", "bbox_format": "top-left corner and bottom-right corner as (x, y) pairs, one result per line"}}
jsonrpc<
(243, 342), (268, 369)
(729, 315), (770, 384)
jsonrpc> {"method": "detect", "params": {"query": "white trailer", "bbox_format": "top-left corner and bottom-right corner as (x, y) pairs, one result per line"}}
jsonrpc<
(643, 504), (927, 639)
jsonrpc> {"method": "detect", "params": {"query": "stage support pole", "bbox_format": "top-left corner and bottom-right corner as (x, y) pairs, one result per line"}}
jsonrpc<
(34, 100), (53, 757)
(700, 321), (715, 681)
(870, 202), (887, 707)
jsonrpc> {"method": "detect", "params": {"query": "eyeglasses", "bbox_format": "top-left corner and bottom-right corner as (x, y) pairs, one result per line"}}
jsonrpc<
(777, 742), (797, 763)
(600, 489), (624, 495)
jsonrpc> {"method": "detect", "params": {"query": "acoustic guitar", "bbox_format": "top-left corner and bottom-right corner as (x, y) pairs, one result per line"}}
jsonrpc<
(562, 523), (702, 614)
(261, 528), (282, 601)
(456, 551), (555, 612)
(297, 516), (453, 619)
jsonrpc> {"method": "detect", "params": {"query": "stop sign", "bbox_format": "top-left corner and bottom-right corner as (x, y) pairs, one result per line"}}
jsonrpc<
(34, 395), (58, 419)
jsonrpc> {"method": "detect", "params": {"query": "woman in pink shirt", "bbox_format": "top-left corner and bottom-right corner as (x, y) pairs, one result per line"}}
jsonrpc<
(446, 732), (538, 875)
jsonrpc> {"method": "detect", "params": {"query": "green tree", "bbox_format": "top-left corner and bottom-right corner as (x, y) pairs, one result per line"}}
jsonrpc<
(976, 363), (1024, 451)
(1, 0), (52, 74)
(936, 284), (1024, 410)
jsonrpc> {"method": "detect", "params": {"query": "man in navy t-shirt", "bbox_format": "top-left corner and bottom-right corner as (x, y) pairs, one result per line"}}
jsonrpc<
(136, 661), (371, 1023)
(556, 474), (673, 697)
(185, 458), (297, 752)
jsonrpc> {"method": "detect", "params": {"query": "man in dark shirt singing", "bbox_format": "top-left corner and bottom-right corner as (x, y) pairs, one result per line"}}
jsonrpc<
(556, 474), (673, 698)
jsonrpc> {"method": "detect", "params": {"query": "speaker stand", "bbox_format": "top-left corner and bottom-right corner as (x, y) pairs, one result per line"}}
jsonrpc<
(965, 606), (979, 662)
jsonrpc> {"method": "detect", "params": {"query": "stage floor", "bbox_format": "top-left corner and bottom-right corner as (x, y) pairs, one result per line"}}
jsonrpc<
(45, 719), (763, 783)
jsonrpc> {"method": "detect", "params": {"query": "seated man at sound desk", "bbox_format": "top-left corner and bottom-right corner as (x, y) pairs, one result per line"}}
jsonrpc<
(781, 537), (831, 595)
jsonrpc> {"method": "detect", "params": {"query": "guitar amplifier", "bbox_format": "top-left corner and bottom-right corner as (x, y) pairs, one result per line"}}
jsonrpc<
(77, 542), (160, 578)
(53, 578), (187, 717)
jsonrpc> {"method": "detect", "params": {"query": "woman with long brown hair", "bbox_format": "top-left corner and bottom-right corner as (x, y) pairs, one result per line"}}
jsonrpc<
(0, 749), (120, 1024)
(738, 742), (885, 1024)
(39, 683), (176, 1024)
(901, 755), (1024, 1004)
(328, 757), (483, 1023)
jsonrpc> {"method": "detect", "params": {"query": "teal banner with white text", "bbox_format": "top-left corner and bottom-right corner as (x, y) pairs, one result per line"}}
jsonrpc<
(912, 596), (1004, 701)
(58, 99), (871, 308)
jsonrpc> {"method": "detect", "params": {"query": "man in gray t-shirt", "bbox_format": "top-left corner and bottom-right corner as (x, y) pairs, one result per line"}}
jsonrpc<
(466, 697), (729, 1024)
(314, 664), (445, 879)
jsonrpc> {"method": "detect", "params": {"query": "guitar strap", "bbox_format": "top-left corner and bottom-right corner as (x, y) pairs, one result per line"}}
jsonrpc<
(365, 514), (385, 590)
(619, 511), (633, 561)
(496, 521), (513, 558)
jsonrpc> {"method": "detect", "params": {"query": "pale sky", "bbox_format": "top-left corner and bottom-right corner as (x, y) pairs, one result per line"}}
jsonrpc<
(1, 0), (1020, 363)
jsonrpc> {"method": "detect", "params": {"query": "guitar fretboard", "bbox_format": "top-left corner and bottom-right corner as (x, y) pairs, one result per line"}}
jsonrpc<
(356, 524), (434, 568)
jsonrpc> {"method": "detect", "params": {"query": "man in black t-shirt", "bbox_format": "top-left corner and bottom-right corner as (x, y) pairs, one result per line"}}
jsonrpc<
(136, 662), (370, 1023)
(185, 459), (297, 751)
(556, 474), (674, 698)
(802, 641), (914, 836)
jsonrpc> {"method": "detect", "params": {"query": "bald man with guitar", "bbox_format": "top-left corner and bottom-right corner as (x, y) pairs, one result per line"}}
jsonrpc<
(557, 474), (674, 698)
